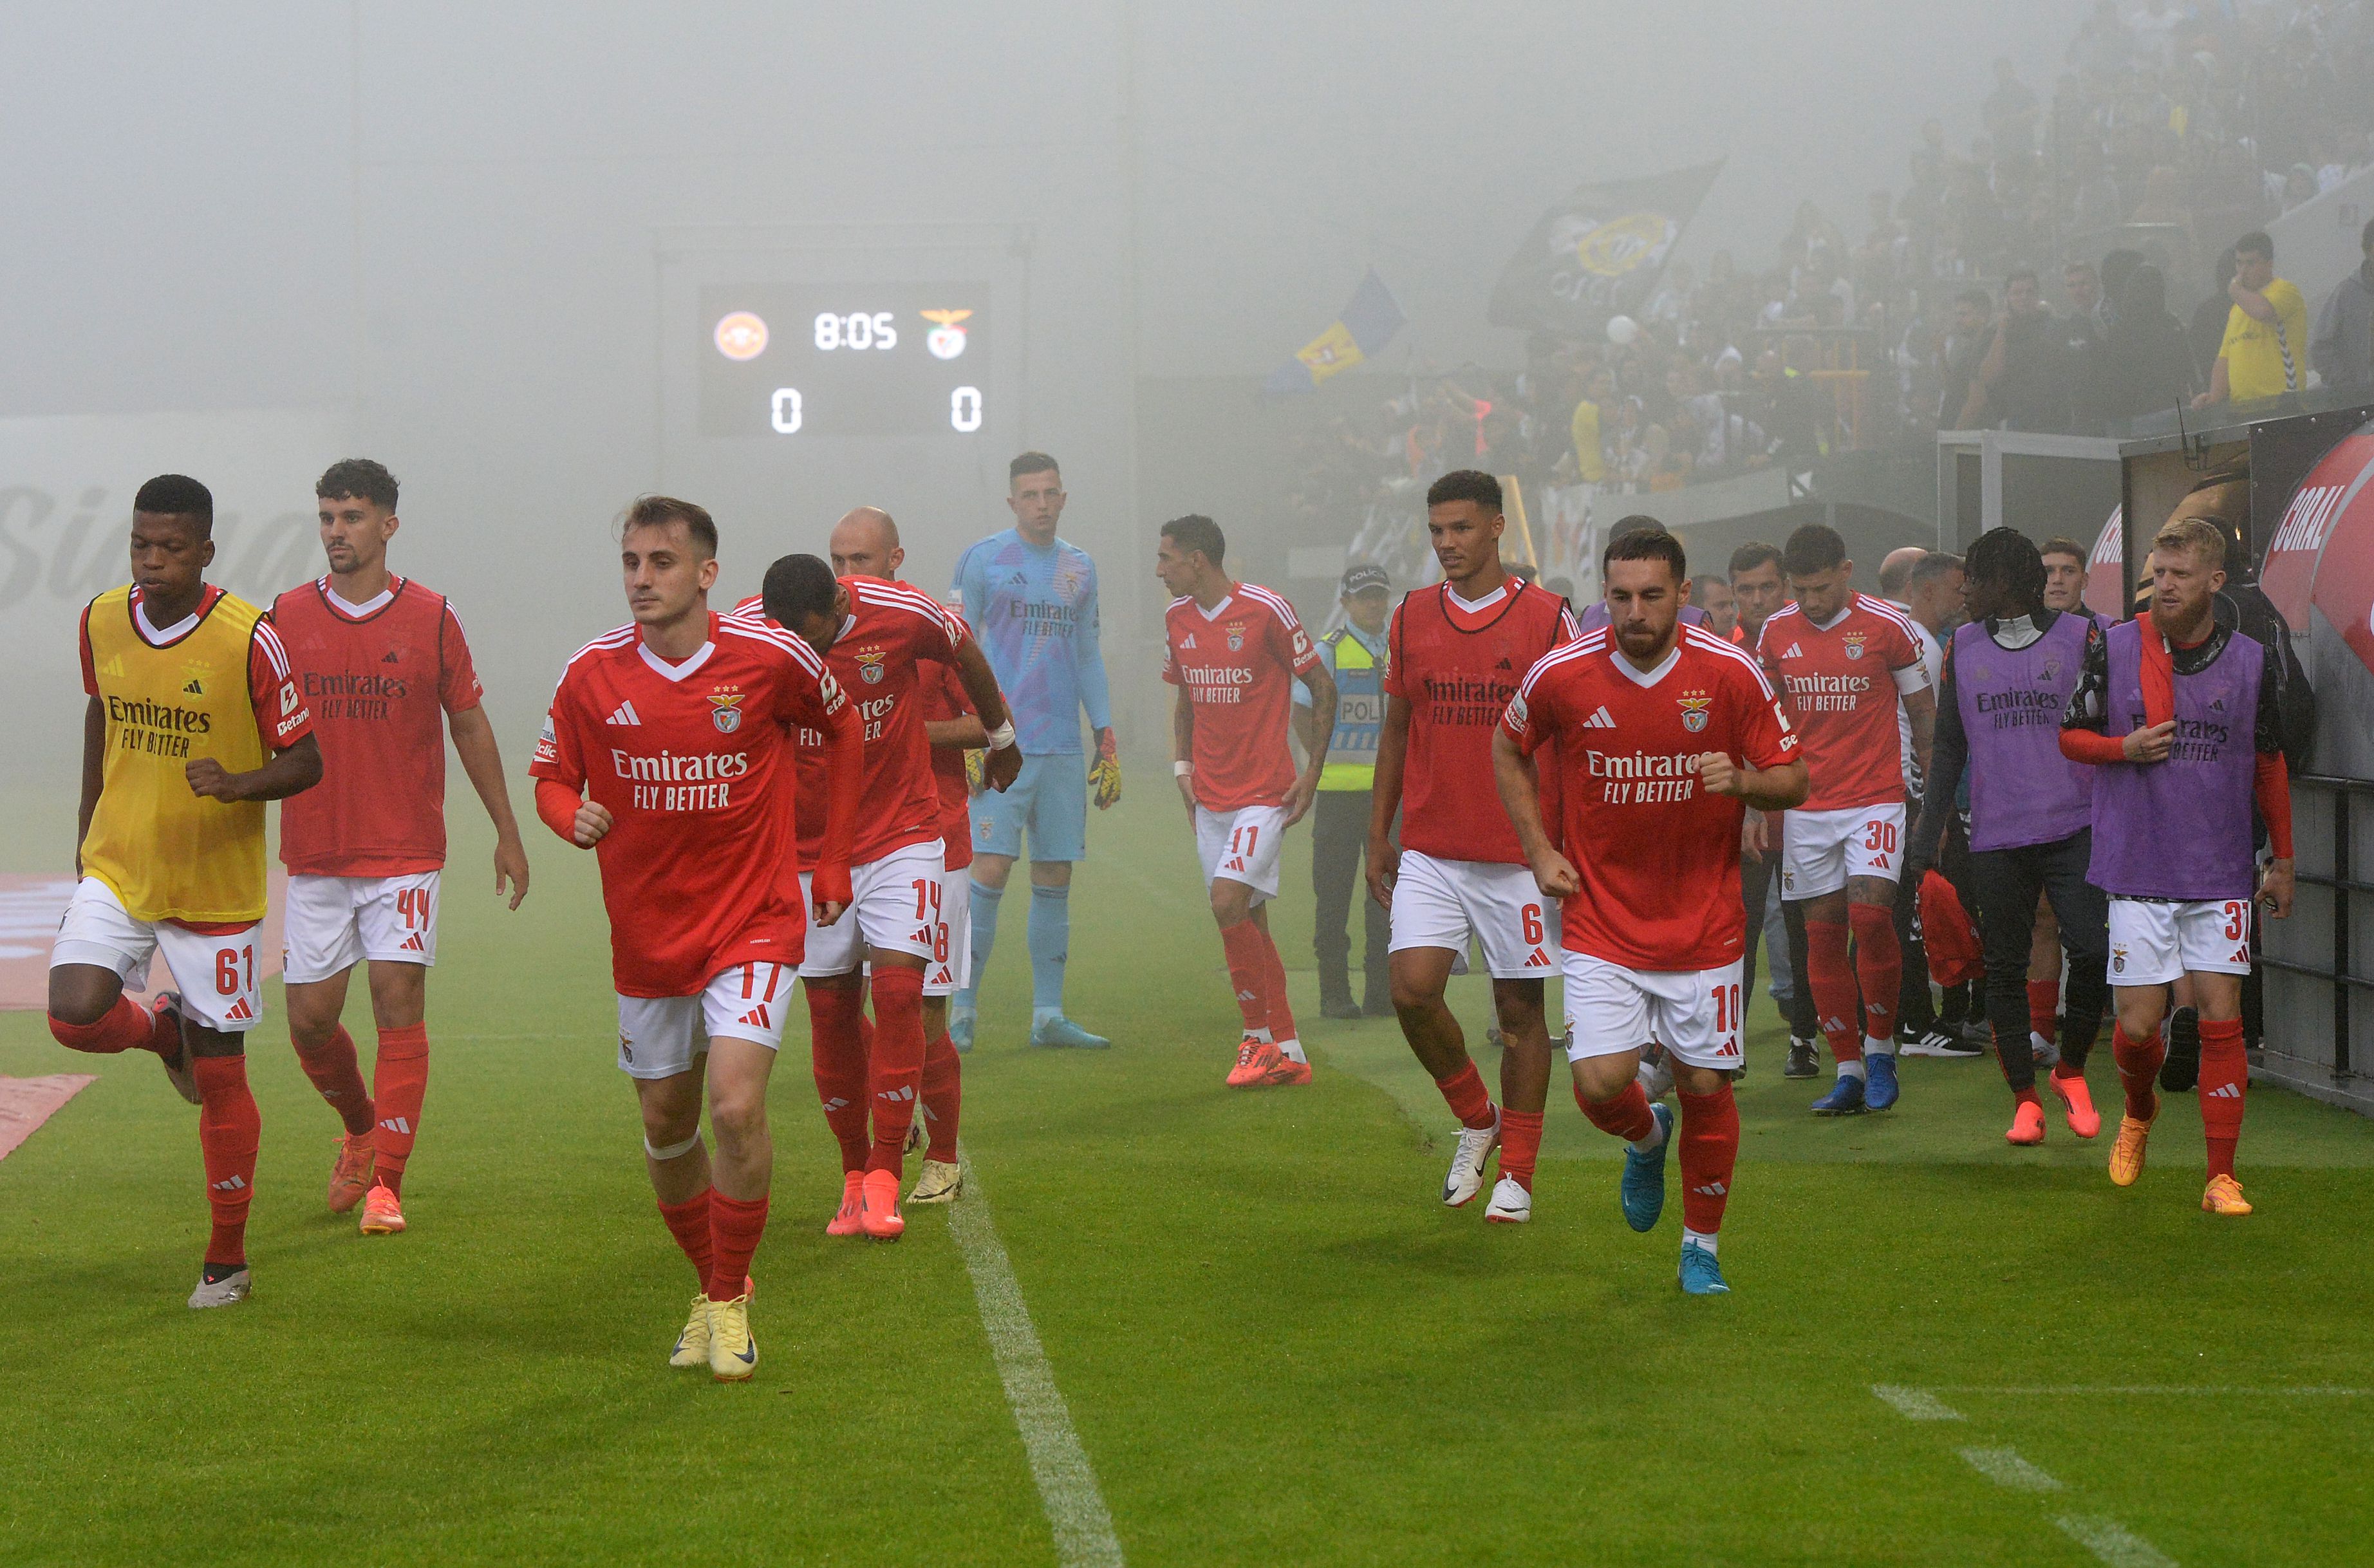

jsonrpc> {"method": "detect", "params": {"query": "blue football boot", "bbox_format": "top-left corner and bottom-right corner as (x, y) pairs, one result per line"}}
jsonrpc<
(1810, 1073), (1868, 1115)
(1679, 1241), (1732, 1295)
(1619, 1101), (1675, 1233)
(1864, 1050), (1900, 1110)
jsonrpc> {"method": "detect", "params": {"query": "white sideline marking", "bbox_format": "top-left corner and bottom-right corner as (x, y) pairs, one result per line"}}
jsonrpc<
(1871, 1385), (1965, 1421)
(1958, 1447), (2062, 1492)
(949, 1155), (1125, 1568)
(1932, 1384), (2366, 1398)
(2057, 1514), (2179, 1567)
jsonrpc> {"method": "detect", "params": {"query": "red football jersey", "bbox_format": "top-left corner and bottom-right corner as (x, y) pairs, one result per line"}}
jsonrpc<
(1162, 583), (1320, 812)
(734, 576), (967, 866)
(1755, 593), (1927, 810)
(1502, 626), (1797, 971)
(530, 612), (845, 996)
(919, 656), (977, 873)
(271, 576), (483, 877)
(1385, 580), (1579, 864)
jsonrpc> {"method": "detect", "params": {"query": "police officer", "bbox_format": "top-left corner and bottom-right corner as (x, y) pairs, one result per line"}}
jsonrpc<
(1298, 563), (1394, 1018)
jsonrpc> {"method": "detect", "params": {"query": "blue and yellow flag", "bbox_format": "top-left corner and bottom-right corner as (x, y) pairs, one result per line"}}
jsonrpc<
(1266, 268), (1406, 395)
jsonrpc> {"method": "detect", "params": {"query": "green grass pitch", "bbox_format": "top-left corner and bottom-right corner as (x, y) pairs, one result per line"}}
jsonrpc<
(1, 787), (2368, 1565)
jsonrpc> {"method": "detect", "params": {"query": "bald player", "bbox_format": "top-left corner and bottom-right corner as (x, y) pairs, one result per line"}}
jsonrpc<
(823, 508), (986, 1204)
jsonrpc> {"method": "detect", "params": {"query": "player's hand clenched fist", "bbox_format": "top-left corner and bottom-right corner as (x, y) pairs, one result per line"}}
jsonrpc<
(1527, 846), (1581, 901)
(1697, 752), (1746, 798)
(572, 798), (613, 847)
(185, 758), (243, 802)
(983, 742), (1023, 794)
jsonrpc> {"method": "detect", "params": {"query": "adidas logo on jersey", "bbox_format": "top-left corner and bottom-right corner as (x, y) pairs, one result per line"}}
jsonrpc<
(1780, 642), (1804, 658)
(1495, 657), (1513, 670)
(1581, 705), (1617, 729)
(382, 649), (401, 664)
(182, 678), (204, 695)
(606, 700), (642, 726)
(1522, 947), (1552, 969)
(1179, 633), (1197, 649)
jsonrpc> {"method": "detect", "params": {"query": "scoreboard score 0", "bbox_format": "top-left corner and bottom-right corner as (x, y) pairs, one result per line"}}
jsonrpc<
(697, 283), (991, 440)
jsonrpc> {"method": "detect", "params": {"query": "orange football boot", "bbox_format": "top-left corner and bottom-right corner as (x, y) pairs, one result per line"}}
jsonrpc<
(1260, 1051), (1312, 1087)
(825, 1171), (866, 1237)
(2108, 1114), (2153, 1187)
(2050, 1072), (2100, 1139)
(859, 1169), (904, 1240)
(2005, 1099), (2046, 1145)
(1226, 1038), (1281, 1088)
(2201, 1174), (2253, 1216)
(359, 1182), (406, 1235)
(326, 1131), (377, 1213)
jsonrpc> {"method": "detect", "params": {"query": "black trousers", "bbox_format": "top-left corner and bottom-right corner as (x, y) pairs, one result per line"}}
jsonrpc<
(1966, 830), (2108, 1091)
(1742, 848), (1818, 1039)
(1893, 797), (1936, 1032)
(1312, 789), (1390, 1009)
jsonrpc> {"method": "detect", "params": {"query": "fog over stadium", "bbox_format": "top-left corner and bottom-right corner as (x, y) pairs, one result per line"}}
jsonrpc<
(0, 0), (2103, 778)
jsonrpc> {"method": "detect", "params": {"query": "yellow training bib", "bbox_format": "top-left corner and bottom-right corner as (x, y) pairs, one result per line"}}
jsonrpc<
(79, 585), (277, 924)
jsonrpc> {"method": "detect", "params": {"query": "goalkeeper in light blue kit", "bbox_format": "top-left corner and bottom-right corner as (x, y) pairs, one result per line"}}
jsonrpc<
(948, 451), (1120, 1050)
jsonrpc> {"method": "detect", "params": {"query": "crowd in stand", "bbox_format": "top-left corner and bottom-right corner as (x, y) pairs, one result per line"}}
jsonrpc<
(1296, 0), (2374, 590)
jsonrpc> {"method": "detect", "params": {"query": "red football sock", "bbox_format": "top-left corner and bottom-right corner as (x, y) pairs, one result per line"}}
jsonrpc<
(1576, 1079), (1658, 1144)
(1676, 1081), (1739, 1235)
(369, 1023), (429, 1195)
(1433, 1060), (1497, 1131)
(656, 1186), (714, 1283)
(1255, 925), (1298, 1043)
(292, 1024), (375, 1137)
(1499, 1108), (1544, 1191)
(47, 994), (169, 1056)
(1804, 916), (1863, 1062)
(1217, 919), (1270, 1036)
(921, 1030), (962, 1162)
(2012, 1085), (2042, 1107)
(2111, 1022), (2164, 1123)
(707, 1191), (768, 1303)
(1848, 901), (1900, 1042)
(2198, 1018), (2248, 1181)
(2028, 978), (2061, 1041)
(866, 966), (927, 1180)
(806, 982), (870, 1175)
(193, 1054), (260, 1269)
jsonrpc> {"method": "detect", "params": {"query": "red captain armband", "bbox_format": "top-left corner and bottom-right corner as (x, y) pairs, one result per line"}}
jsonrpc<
(2059, 729), (2127, 767)
(811, 863), (854, 908)
(534, 777), (584, 843)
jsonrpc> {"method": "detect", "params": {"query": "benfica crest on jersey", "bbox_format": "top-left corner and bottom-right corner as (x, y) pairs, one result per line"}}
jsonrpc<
(1841, 631), (1867, 660)
(708, 689), (744, 733)
(855, 648), (889, 685)
(1226, 624), (1246, 652)
(1678, 691), (1711, 733)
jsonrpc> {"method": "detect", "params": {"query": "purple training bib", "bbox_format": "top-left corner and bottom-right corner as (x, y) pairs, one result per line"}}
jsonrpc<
(2086, 618), (2263, 901)
(1953, 613), (2094, 853)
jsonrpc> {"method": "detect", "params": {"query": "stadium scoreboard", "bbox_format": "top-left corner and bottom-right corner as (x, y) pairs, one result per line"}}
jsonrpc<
(698, 284), (993, 440)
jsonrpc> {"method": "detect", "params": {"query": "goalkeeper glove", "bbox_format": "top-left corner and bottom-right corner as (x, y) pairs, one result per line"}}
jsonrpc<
(1089, 728), (1123, 809)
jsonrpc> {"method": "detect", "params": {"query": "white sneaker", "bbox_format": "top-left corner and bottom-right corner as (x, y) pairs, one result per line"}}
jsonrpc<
(1636, 1047), (1676, 1103)
(1442, 1109), (1500, 1207)
(188, 1267), (250, 1309)
(2031, 1031), (2061, 1069)
(1484, 1176), (1532, 1224)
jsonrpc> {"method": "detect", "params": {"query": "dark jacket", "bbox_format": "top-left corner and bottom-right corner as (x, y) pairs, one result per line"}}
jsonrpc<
(2312, 261), (2374, 396)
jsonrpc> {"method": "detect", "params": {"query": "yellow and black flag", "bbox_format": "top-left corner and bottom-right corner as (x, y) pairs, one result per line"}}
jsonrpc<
(1266, 268), (1407, 395)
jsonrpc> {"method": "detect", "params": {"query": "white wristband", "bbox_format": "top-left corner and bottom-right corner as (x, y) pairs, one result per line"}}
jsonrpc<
(986, 721), (1016, 751)
(1174, 761), (1193, 777)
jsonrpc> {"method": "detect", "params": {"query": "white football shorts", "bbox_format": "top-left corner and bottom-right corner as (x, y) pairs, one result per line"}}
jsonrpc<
(922, 863), (971, 997)
(1564, 951), (1746, 1072)
(2107, 897), (2254, 986)
(615, 960), (792, 1080)
(1387, 850), (1560, 978)
(50, 876), (264, 1034)
(1780, 802), (1907, 900)
(281, 870), (440, 984)
(1195, 803), (1288, 903)
(798, 842), (945, 978)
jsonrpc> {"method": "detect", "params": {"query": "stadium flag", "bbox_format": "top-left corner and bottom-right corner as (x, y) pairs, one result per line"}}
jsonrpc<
(1487, 161), (1724, 337)
(1266, 268), (1407, 395)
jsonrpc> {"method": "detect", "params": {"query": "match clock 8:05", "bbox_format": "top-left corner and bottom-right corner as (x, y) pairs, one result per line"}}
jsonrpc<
(696, 283), (991, 440)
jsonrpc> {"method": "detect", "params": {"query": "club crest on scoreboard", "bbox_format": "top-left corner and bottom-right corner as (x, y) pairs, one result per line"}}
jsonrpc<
(922, 308), (972, 360)
(714, 312), (768, 362)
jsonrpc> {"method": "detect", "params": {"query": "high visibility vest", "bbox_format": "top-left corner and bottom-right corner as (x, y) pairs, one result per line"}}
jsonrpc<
(1318, 629), (1383, 792)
